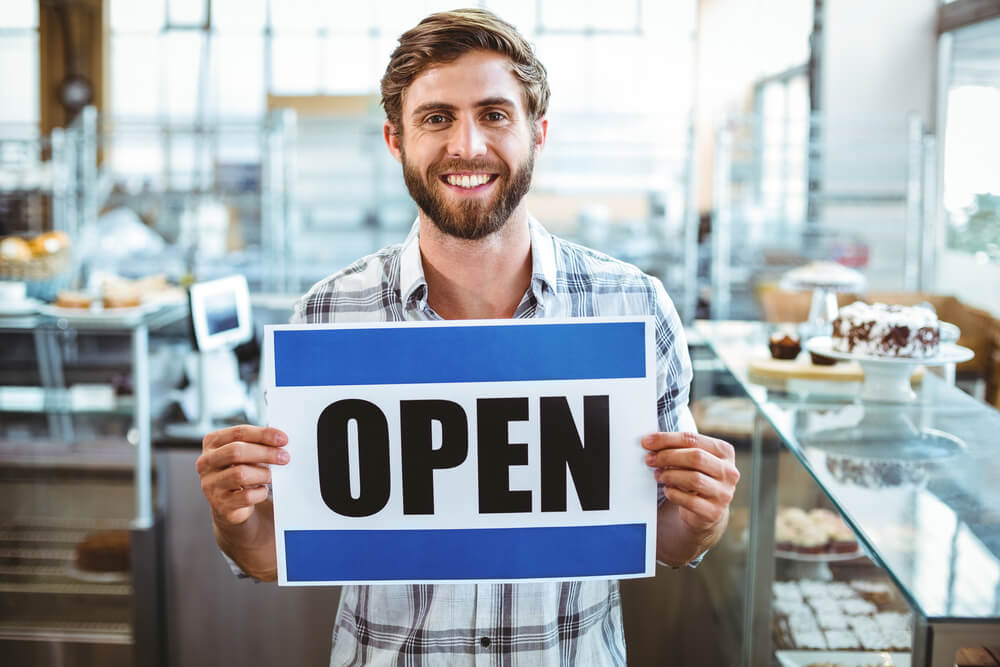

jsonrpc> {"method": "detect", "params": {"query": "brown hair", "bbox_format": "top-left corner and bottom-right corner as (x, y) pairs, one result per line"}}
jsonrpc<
(380, 8), (550, 132)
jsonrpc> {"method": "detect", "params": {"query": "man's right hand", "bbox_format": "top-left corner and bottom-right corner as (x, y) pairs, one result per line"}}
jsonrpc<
(196, 425), (289, 526)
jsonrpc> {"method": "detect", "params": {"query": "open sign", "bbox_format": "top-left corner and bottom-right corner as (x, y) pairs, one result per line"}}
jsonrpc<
(264, 318), (658, 586)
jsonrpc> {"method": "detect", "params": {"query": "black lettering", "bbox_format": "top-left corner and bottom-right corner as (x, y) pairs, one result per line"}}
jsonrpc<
(477, 397), (532, 513)
(400, 400), (469, 514)
(316, 399), (390, 517)
(540, 395), (610, 512)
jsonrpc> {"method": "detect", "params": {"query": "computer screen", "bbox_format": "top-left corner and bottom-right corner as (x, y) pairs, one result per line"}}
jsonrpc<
(189, 275), (252, 352)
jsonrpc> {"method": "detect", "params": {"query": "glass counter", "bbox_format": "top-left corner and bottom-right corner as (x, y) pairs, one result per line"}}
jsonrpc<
(696, 320), (1000, 667)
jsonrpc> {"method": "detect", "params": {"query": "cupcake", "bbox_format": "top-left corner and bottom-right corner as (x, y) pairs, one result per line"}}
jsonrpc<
(769, 332), (802, 360)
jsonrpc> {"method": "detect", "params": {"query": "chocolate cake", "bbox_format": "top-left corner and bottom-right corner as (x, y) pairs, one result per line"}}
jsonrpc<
(832, 301), (940, 358)
(74, 530), (131, 573)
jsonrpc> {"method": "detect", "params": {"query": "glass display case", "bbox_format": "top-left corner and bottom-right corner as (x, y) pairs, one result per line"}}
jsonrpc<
(696, 320), (1000, 667)
(0, 303), (187, 666)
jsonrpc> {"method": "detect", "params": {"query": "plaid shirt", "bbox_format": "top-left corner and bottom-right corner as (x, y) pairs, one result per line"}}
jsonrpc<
(287, 217), (694, 667)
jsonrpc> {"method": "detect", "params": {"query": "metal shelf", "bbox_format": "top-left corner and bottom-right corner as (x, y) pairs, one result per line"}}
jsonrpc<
(0, 620), (132, 645)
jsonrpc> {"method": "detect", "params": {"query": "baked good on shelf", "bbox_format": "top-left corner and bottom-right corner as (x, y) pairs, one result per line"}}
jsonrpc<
(28, 230), (71, 256)
(74, 530), (130, 572)
(102, 290), (142, 309)
(776, 506), (859, 555)
(0, 236), (32, 262)
(850, 579), (893, 604)
(55, 290), (93, 309)
(769, 331), (802, 360)
(832, 301), (940, 358)
(809, 351), (838, 365)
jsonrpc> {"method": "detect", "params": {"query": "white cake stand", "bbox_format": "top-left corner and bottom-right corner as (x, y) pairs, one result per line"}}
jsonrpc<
(780, 274), (866, 339)
(804, 336), (974, 402)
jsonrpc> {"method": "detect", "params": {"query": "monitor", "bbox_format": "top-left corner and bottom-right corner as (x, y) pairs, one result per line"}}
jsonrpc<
(189, 275), (253, 352)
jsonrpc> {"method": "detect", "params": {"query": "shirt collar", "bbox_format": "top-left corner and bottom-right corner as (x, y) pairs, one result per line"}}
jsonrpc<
(398, 214), (559, 308)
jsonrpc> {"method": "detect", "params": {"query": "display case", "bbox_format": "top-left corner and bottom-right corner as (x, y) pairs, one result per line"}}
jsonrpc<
(696, 320), (1000, 667)
(0, 303), (187, 666)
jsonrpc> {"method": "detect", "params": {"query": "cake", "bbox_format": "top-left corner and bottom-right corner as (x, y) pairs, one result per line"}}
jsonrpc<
(74, 530), (131, 573)
(832, 301), (940, 358)
(776, 506), (858, 555)
(769, 331), (802, 360)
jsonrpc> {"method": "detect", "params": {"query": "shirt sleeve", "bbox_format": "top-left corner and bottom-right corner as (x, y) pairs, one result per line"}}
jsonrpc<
(648, 278), (706, 569)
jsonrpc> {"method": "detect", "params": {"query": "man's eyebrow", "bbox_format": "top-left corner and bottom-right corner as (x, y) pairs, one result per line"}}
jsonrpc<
(475, 96), (516, 109)
(410, 102), (457, 118)
(409, 97), (517, 119)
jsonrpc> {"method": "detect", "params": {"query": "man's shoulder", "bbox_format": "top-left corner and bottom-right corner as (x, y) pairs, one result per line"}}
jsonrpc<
(293, 244), (403, 321)
(549, 234), (659, 289)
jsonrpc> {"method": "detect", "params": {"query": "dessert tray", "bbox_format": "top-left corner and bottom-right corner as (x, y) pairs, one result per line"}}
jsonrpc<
(0, 297), (41, 316)
(37, 302), (157, 325)
(775, 545), (866, 562)
(804, 336), (973, 403)
(776, 650), (909, 667)
(64, 562), (130, 583)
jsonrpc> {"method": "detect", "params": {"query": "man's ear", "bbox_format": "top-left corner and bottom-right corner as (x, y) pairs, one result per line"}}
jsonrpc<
(533, 118), (548, 157)
(384, 121), (403, 164)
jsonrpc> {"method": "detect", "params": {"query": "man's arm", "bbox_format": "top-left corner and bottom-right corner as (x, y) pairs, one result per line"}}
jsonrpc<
(196, 425), (290, 581)
(645, 432), (739, 566)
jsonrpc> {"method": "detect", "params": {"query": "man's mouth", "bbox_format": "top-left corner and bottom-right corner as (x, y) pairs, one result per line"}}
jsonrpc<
(439, 173), (499, 190)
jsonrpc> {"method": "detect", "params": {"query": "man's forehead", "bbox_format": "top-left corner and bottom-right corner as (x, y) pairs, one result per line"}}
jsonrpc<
(402, 51), (526, 115)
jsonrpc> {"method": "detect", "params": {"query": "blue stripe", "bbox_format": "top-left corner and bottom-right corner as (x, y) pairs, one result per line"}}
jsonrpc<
(273, 321), (645, 387)
(284, 524), (645, 581)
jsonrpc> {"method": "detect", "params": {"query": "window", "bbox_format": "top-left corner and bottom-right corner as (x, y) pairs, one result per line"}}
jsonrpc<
(941, 18), (1000, 262)
(0, 0), (39, 127)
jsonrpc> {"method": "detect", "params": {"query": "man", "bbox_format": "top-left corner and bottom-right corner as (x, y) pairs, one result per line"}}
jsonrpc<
(196, 9), (739, 666)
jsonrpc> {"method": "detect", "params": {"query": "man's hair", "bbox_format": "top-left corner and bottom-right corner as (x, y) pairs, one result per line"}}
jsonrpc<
(380, 8), (550, 132)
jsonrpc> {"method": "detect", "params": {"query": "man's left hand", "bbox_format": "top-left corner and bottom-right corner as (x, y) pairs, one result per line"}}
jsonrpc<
(643, 432), (740, 534)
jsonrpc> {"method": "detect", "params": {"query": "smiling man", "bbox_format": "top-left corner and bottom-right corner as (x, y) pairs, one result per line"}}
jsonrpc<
(196, 9), (739, 666)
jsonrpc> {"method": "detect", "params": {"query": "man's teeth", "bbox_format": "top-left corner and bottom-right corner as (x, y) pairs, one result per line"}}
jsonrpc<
(446, 174), (491, 188)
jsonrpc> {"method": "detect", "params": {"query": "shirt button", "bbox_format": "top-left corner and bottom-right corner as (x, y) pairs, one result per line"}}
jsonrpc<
(480, 637), (491, 648)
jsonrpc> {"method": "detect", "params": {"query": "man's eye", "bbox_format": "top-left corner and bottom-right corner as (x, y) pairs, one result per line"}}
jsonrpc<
(485, 112), (506, 122)
(426, 114), (449, 124)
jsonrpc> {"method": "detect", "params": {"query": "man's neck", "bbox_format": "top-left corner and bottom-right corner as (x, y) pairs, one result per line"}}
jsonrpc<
(418, 207), (533, 320)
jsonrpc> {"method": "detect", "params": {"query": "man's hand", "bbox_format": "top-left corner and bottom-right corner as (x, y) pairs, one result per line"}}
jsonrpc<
(196, 425), (290, 526)
(643, 432), (740, 563)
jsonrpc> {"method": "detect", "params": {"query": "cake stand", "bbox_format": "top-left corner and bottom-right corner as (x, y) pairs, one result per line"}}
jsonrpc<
(780, 271), (866, 340)
(804, 336), (973, 402)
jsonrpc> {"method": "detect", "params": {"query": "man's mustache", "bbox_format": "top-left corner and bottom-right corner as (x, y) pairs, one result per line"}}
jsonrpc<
(430, 160), (508, 177)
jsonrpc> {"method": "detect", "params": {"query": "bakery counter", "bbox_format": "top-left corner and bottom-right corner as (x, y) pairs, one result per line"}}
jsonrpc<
(0, 305), (190, 667)
(696, 320), (1000, 667)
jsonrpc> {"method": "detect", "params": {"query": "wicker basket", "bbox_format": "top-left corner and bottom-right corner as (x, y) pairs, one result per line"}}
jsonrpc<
(0, 247), (71, 281)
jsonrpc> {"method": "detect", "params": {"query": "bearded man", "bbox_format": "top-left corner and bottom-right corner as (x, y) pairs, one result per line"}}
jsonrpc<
(196, 9), (739, 666)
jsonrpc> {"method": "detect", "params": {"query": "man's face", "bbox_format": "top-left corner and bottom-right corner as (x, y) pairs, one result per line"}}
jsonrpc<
(385, 50), (546, 240)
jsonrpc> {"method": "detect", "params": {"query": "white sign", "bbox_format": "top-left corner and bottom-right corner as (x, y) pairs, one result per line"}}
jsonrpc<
(263, 317), (658, 586)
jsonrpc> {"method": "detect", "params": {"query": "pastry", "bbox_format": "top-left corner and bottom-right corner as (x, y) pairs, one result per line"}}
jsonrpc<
(75, 530), (130, 572)
(0, 236), (32, 262)
(55, 290), (93, 309)
(769, 332), (802, 360)
(28, 230), (70, 256)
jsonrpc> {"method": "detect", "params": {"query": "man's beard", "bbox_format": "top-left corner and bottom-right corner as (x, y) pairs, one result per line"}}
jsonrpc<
(401, 144), (535, 241)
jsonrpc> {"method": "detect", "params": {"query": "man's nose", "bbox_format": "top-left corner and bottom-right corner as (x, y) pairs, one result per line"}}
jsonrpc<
(446, 119), (487, 159)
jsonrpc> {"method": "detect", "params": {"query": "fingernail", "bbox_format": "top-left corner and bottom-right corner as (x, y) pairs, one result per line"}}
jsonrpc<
(275, 432), (287, 445)
(277, 450), (290, 463)
(641, 435), (653, 447)
(645, 453), (655, 465)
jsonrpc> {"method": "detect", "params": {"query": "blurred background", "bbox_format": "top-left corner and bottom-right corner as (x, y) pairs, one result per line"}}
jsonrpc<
(1, 0), (995, 320)
(2, 2), (1000, 667)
